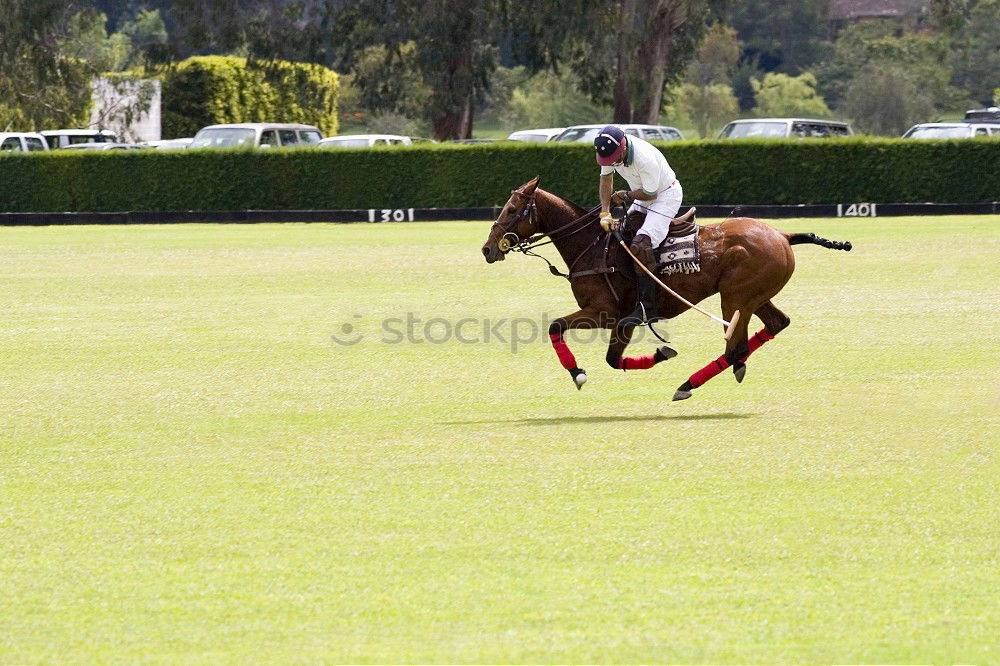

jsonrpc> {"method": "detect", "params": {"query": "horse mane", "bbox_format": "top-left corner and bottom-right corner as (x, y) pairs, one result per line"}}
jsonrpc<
(537, 187), (593, 220)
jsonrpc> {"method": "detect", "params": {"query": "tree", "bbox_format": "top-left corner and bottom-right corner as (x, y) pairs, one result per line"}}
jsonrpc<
(751, 72), (831, 117)
(841, 64), (935, 135)
(669, 22), (740, 137)
(668, 82), (738, 137)
(0, 0), (92, 130)
(573, 0), (712, 124)
(724, 0), (832, 74)
(504, 69), (608, 129)
(950, 0), (1000, 104)
(816, 21), (967, 113)
(350, 41), (430, 120)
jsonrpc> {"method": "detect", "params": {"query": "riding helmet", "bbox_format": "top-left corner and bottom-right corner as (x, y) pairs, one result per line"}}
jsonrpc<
(594, 125), (627, 166)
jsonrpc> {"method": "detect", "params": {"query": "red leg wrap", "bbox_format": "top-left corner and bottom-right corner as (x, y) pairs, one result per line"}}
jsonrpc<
(549, 333), (578, 370)
(688, 328), (775, 389)
(689, 357), (730, 388)
(619, 354), (657, 370)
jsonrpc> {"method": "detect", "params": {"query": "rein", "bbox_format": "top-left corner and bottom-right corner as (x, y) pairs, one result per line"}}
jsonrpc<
(493, 188), (621, 303)
(492, 189), (601, 256)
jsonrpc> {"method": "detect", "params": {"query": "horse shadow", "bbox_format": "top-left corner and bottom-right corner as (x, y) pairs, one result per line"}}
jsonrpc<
(443, 412), (754, 426)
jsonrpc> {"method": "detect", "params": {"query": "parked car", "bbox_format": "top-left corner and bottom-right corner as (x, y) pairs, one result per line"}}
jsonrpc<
(902, 122), (1000, 139)
(963, 106), (1000, 122)
(140, 138), (194, 150)
(447, 138), (508, 144)
(59, 143), (142, 151)
(507, 127), (566, 142)
(41, 129), (117, 149)
(189, 123), (323, 149)
(553, 124), (684, 142)
(717, 118), (853, 139)
(0, 132), (49, 152)
(318, 134), (413, 147)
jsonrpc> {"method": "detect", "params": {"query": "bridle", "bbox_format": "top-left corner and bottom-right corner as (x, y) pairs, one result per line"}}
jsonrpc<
(490, 187), (600, 255)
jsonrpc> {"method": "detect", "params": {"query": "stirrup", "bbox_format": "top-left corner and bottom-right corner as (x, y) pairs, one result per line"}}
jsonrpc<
(620, 301), (659, 327)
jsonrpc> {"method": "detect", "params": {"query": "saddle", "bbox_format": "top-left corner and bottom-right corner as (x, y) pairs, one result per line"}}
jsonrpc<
(618, 207), (700, 276)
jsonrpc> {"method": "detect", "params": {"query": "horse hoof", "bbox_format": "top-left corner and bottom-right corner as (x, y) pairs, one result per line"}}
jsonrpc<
(654, 345), (677, 363)
(672, 388), (692, 401)
(733, 363), (746, 383)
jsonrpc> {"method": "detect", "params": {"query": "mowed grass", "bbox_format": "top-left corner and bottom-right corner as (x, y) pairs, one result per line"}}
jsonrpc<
(1, 216), (997, 664)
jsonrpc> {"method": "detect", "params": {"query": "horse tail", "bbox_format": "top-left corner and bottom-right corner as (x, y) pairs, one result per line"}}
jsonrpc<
(786, 232), (852, 252)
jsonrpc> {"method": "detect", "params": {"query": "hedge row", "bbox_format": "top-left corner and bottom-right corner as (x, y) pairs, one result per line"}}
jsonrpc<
(2, 138), (998, 213)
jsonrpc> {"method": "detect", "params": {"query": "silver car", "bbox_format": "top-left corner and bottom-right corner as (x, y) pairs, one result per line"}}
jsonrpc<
(553, 124), (684, 142)
(718, 118), (853, 139)
(189, 123), (324, 149)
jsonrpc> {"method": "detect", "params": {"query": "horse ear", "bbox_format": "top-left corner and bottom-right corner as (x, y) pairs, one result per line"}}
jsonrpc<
(524, 176), (540, 192)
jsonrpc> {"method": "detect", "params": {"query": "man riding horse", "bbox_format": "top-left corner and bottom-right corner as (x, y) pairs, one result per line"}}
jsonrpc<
(594, 125), (689, 327)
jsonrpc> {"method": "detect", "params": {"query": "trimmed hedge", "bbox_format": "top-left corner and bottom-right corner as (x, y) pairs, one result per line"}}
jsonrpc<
(1, 138), (998, 213)
(156, 56), (340, 138)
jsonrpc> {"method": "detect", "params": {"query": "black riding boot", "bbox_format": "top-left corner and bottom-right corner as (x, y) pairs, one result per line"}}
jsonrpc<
(620, 236), (660, 327)
(620, 272), (660, 327)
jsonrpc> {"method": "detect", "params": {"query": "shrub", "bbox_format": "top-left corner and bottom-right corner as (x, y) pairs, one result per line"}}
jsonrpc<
(155, 56), (339, 138)
(1, 138), (997, 213)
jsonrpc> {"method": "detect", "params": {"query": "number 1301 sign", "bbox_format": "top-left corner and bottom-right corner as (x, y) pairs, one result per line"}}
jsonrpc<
(368, 208), (415, 222)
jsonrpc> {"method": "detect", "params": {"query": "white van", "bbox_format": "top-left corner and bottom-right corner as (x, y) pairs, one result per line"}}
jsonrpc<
(318, 134), (413, 147)
(41, 129), (117, 149)
(718, 118), (853, 139)
(189, 123), (323, 149)
(507, 127), (565, 142)
(902, 123), (1000, 139)
(553, 124), (684, 142)
(0, 132), (49, 152)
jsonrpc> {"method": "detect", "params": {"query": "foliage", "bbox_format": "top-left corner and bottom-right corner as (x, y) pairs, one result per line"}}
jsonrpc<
(668, 83), (738, 138)
(949, 0), (1000, 105)
(0, 1), (92, 130)
(751, 72), (830, 118)
(840, 64), (935, 136)
(3, 138), (999, 214)
(503, 69), (608, 129)
(817, 21), (968, 114)
(366, 112), (425, 136)
(63, 9), (131, 72)
(349, 42), (430, 121)
(724, 0), (832, 73)
(670, 23), (741, 137)
(685, 23), (740, 87)
(572, 0), (712, 124)
(156, 56), (339, 138)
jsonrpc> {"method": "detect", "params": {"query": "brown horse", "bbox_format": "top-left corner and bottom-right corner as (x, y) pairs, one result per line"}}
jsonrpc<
(481, 177), (852, 400)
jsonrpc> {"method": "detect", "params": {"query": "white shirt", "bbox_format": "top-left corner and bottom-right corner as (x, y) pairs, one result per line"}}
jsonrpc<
(599, 135), (677, 196)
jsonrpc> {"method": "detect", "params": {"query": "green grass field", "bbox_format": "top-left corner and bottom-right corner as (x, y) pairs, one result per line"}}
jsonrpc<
(1, 216), (998, 663)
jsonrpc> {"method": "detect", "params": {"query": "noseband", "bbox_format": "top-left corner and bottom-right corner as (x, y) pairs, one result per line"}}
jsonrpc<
(491, 188), (598, 254)
(491, 188), (539, 253)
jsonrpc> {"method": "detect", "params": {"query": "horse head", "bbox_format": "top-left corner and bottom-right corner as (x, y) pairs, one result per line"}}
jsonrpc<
(481, 176), (541, 263)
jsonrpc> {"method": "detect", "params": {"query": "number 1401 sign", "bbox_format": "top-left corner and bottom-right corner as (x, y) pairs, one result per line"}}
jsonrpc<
(837, 203), (877, 217)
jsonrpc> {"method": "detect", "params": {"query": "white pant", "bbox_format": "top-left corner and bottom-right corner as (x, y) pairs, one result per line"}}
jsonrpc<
(629, 182), (683, 247)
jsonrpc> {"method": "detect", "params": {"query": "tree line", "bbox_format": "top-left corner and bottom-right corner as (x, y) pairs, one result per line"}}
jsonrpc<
(2, 0), (998, 139)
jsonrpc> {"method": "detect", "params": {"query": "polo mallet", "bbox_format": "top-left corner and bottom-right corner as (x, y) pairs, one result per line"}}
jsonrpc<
(615, 230), (740, 340)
